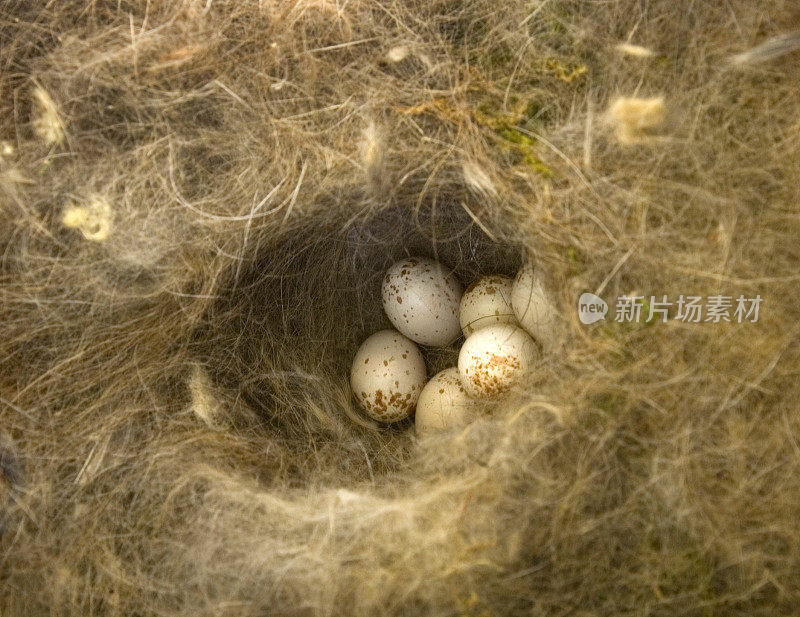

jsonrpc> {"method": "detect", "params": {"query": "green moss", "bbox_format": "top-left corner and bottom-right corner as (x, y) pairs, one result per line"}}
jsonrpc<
(566, 247), (579, 263)
(473, 105), (554, 176)
(641, 297), (660, 328)
(497, 125), (534, 147)
(520, 151), (554, 176)
(566, 247), (583, 275)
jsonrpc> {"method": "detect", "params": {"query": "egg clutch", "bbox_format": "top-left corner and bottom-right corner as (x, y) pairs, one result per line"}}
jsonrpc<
(350, 257), (558, 434)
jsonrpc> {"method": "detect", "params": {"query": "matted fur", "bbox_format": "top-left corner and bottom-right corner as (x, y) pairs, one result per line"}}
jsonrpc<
(2, 1), (800, 615)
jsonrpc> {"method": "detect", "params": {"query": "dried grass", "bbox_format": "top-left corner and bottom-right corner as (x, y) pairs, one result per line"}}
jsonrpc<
(1, 1), (800, 615)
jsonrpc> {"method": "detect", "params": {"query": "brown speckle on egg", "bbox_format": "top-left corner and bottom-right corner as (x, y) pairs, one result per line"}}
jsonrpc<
(381, 257), (463, 346)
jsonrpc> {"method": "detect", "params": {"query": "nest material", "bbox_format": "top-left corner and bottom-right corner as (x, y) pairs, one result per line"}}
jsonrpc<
(2, 1), (800, 615)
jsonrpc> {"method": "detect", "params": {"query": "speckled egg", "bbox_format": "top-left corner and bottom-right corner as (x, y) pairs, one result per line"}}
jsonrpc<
(415, 368), (478, 435)
(459, 274), (518, 337)
(458, 324), (538, 398)
(510, 264), (561, 350)
(350, 330), (427, 423)
(381, 257), (463, 347)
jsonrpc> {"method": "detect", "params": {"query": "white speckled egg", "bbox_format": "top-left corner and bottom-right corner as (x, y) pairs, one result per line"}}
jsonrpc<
(415, 368), (478, 435)
(458, 324), (538, 398)
(511, 264), (561, 350)
(381, 257), (463, 347)
(459, 274), (518, 337)
(350, 330), (427, 423)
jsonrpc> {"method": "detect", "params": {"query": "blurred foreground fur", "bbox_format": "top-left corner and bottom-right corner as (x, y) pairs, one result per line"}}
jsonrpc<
(2, 1), (800, 615)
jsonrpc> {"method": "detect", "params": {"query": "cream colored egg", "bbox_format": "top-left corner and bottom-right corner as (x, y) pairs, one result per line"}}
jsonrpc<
(381, 257), (462, 347)
(459, 274), (518, 336)
(511, 264), (561, 350)
(350, 330), (427, 423)
(415, 368), (478, 435)
(458, 324), (538, 398)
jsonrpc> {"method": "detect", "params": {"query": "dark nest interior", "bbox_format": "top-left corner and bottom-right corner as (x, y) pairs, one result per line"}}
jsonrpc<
(2, 1), (800, 616)
(198, 199), (524, 484)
